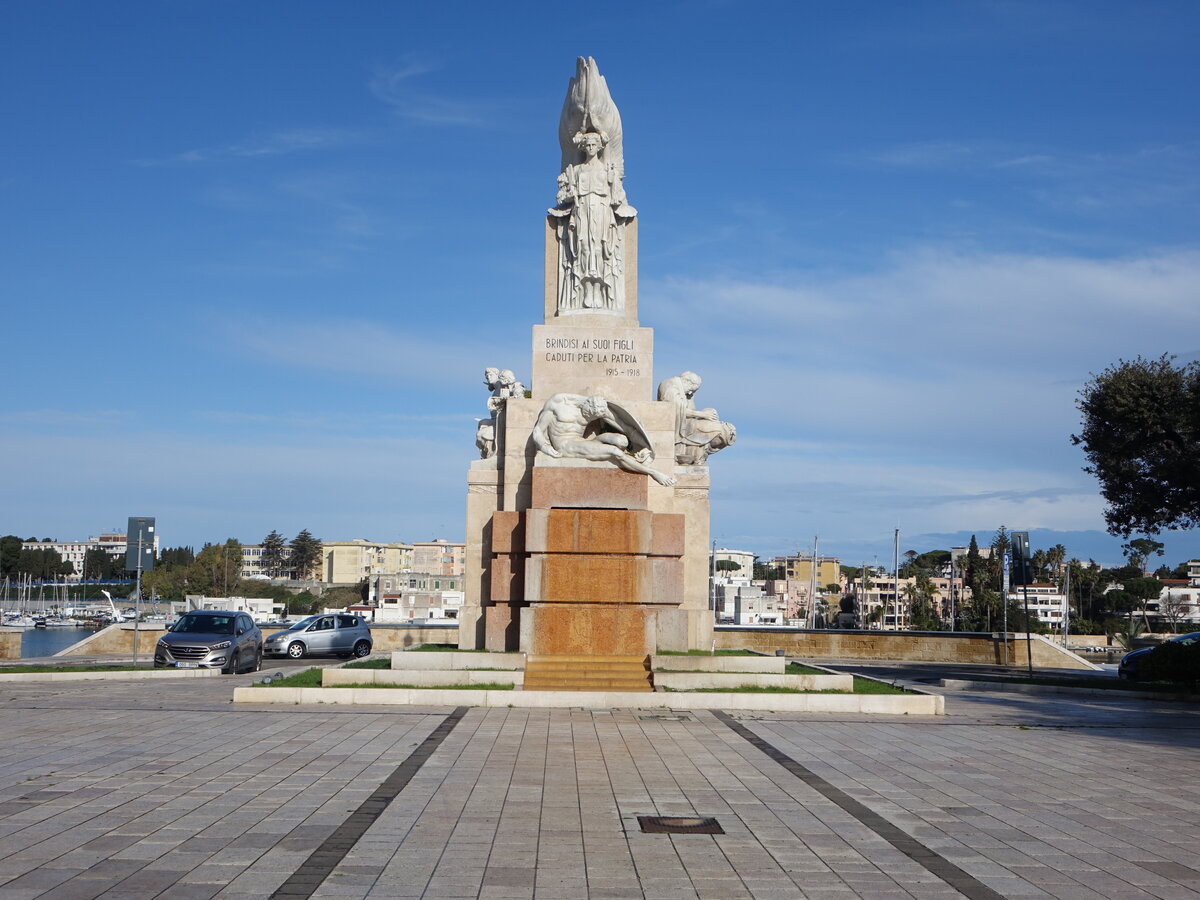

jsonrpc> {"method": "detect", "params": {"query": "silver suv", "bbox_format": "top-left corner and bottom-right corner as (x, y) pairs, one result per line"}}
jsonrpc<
(155, 610), (263, 674)
(264, 614), (372, 660)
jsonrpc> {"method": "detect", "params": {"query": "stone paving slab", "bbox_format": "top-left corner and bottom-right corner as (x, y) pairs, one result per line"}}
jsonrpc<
(0, 675), (1199, 897)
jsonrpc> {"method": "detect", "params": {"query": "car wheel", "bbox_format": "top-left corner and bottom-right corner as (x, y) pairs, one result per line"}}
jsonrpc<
(223, 650), (240, 675)
(287, 641), (305, 659)
(353, 640), (371, 658)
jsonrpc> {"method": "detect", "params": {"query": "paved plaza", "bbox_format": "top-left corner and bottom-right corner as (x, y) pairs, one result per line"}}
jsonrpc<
(0, 672), (1198, 899)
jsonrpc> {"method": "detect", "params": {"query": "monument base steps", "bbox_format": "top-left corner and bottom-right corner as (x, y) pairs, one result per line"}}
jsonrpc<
(523, 654), (652, 692)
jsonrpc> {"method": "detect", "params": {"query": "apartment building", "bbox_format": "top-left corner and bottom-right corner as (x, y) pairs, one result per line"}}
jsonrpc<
(411, 540), (466, 577)
(323, 540), (414, 585)
(711, 548), (755, 576)
(369, 572), (464, 622)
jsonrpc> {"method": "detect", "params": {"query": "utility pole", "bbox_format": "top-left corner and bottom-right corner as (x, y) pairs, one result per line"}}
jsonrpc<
(893, 528), (900, 631)
(808, 536), (819, 629)
(709, 539), (716, 620)
(125, 517), (155, 667)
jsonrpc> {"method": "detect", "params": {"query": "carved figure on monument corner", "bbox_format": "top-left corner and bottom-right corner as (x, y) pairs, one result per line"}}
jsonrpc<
(658, 371), (737, 465)
(548, 57), (636, 314)
(475, 367), (529, 459)
(532, 392), (676, 486)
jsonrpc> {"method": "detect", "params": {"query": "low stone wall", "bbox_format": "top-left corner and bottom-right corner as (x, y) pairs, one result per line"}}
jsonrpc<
(0, 629), (21, 660)
(652, 655), (783, 674)
(368, 625), (458, 651)
(57, 624), (167, 656)
(324, 669), (524, 688)
(57, 623), (458, 657)
(654, 672), (852, 692)
(234, 685), (944, 714)
(390, 650), (524, 670)
(715, 628), (1097, 671)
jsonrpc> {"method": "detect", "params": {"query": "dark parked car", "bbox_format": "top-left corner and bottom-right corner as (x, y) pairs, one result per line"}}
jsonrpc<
(263, 614), (372, 660)
(1118, 632), (1200, 680)
(155, 610), (262, 674)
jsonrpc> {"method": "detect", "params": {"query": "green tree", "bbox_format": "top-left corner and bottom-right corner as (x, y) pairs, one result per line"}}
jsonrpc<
(753, 562), (784, 580)
(1124, 576), (1164, 629)
(261, 530), (288, 578)
(714, 559), (741, 572)
(158, 546), (195, 569)
(81, 547), (122, 581)
(193, 539), (243, 597)
(1072, 354), (1200, 535)
(289, 530), (323, 581)
(0, 536), (23, 578)
(1121, 538), (1165, 576)
(15, 547), (72, 579)
(1101, 588), (1137, 622)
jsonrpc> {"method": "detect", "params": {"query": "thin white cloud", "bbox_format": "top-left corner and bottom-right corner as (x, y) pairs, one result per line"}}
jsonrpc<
(136, 128), (363, 167)
(368, 61), (491, 126)
(647, 245), (1200, 543)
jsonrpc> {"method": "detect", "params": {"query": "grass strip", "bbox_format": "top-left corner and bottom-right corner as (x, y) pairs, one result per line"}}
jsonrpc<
(265, 668), (323, 687)
(785, 663), (826, 675)
(335, 682), (515, 691)
(343, 658), (390, 669)
(0, 664), (147, 673)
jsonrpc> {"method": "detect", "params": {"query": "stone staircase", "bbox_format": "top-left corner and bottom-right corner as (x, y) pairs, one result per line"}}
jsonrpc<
(522, 654), (653, 692)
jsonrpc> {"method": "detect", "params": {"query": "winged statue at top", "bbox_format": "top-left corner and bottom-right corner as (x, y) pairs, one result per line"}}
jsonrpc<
(548, 57), (637, 314)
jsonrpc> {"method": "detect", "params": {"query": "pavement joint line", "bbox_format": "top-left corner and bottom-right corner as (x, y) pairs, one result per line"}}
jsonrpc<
(712, 709), (1007, 900)
(268, 706), (469, 900)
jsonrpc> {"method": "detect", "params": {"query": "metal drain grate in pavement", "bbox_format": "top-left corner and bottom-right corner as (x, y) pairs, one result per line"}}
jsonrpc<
(637, 815), (724, 834)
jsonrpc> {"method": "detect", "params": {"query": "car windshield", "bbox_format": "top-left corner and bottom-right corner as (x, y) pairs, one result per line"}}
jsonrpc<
(174, 615), (235, 635)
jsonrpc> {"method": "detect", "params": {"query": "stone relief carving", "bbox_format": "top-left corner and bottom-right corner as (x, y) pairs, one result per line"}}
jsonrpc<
(532, 393), (675, 486)
(475, 367), (528, 459)
(657, 371), (737, 465)
(548, 57), (636, 314)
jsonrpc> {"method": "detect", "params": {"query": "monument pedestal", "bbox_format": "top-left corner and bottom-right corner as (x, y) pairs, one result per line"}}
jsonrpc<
(458, 58), (731, 680)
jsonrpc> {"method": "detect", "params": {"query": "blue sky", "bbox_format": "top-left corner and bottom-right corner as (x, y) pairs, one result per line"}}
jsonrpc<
(3, 1), (1198, 569)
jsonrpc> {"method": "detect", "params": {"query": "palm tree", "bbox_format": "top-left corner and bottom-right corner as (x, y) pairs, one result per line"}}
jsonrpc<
(1110, 618), (1146, 651)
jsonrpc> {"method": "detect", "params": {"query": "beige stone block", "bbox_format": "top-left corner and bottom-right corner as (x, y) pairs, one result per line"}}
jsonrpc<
(649, 513), (685, 557)
(524, 507), (654, 555)
(0, 630), (20, 660)
(490, 510), (523, 554)
(484, 605), (521, 652)
(652, 655), (784, 673)
(488, 555), (520, 605)
(390, 650), (524, 670)
(531, 323), (654, 402)
(649, 556), (685, 607)
(527, 604), (654, 658)
(654, 609), (688, 652)
(531, 465), (650, 509)
(537, 554), (647, 604)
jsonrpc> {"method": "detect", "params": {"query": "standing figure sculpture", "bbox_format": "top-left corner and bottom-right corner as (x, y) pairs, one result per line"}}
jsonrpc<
(532, 393), (675, 486)
(658, 371), (737, 465)
(548, 57), (636, 313)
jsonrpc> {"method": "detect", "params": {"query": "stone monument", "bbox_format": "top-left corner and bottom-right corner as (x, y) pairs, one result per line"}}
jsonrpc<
(459, 57), (736, 690)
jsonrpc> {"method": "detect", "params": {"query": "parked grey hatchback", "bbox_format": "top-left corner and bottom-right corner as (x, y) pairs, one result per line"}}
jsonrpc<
(263, 614), (373, 660)
(154, 610), (263, 674)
